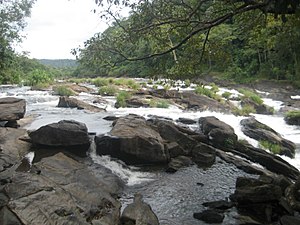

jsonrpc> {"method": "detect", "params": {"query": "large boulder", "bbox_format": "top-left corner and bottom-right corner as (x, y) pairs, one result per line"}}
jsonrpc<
(199, 116), (238, 149)
(120, 193), (159, 225)
(0, 97), (26, 125)
(240, 117), (296, 158)
(95, 115), (169, 164)
(28, 120), (91, 155)
(57, 96), (105, 112)
(230, 176), (293, 223)
(1, 152), (122, 225)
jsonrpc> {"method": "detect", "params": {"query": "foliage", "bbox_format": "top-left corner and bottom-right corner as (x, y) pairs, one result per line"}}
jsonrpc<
(53, 86), (75, 97)
(0, 0), (36, 84)
(239, 88), (264, 105)
(116, 91), (132, 108)
(222, 91), (232, 99)
(24, 69), (53, 86)
(259, 140), (281, 154)
(232, 104), (256, 116)
(285, 110), (300, 119)
(149, 99), (169, 108)
(98, 85), (118, 96)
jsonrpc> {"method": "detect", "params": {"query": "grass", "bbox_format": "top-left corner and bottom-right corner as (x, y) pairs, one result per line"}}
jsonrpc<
(238, 88), (263, 105)
(259, 140), (281, 154)
(98, 85), (117, 96)
(116, 91), (132, 108)
(93, 78), (109, 87)
(53, 85), (75, 96)
(232, 104), (256, 116)
(149, 99), (170, 108)
(222, 91), (232, 99)
(285, 110), (300, 119)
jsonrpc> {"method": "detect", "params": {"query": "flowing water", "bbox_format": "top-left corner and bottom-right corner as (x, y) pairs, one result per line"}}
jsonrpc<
(1, 84), (300, 224)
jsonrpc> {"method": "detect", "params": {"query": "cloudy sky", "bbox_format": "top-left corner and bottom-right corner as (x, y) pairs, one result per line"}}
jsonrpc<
(18, 0), (108, 59)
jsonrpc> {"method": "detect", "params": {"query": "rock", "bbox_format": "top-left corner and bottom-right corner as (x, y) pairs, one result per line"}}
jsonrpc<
(0, 206), (23, 225)
(179, 92), (231, 112)
(202, 200), (234, 210)
(199, 116), (235, 135)
(241, 117), (296, 158)
(232, 141), (300, 180)
(284, 111), (300, 126)
(191, 143), (216, 167)
(280, 215), (300, 225)
(95, 115), (169, 165)
(57, 96), (105, 112)
(193, 209), (225, 223)
(231, 183), (282, 204)
(120, 193), (159, 225)
(166, 156), (193, 173)
(2, 153), (122, 225)
(103, 116), (119, 121)
(29, 120), (91, 154)
(150, 119), (197, 154)
(199, 116), (237, 149)
(0, 127), (31, 159)
(176, 117), (197, 125)
(241, 98), (274, 115)
(165, 142), (186, 158)
(0, 97), (26, 121)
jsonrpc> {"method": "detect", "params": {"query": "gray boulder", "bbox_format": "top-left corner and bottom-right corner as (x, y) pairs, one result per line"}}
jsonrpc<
(199, 116), (237, 149)
(95, 115), (168, 164)
(29, 120), (90, 152)
(0, 97), (26, 125)
(58, 96), (105, 112)
(241, 117), (296, 158)
(121, 193), (159, 225)
(2, 152), (121, 225)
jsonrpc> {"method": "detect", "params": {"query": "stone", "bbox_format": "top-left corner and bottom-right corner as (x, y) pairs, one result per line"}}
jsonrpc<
(95, 115), (168, 164)
(280, 215), (300, 225)
(0, 97), (26, 121)
(191, 143), (216, 167)
(193, 209), (225, 223)
(121, 194), (159, 225)
(241, 117), (296, 158)
(166, 156), (193, 173)
(28, 120), (91, 154)
(2, 153), (122, 225)
(57, 96), (105, 112)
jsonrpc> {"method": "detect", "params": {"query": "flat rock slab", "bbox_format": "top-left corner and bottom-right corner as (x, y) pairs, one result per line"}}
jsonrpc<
(2, 152), (121, 225)
(0, 97), (26, 121)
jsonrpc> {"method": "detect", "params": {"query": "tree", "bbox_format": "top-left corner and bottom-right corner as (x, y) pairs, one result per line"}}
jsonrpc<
(84, 0), (300, 64)
(0, 0), (36, 84)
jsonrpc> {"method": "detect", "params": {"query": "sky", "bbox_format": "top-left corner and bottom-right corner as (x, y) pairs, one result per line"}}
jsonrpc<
(17, 0), (108, 59)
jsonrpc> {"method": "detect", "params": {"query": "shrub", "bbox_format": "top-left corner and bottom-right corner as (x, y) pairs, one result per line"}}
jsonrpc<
(53, 86), (75, 96)
(98, 85), (117, 96)
(93, 78), (109, 87)
(259, 140), (281, 154)
(150, 99), (169, 108)
(116, 91), (132, 108)
(195, 86), (216, 99)
(222, 91), (232, 99)
(239, 88), (263, 105)
(184, 79), (191, 87)
(285, 110), (300, 119)
(232, 104), (256, 116)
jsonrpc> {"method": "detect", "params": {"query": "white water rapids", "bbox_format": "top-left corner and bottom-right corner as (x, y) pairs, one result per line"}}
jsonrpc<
(1, 84), (300, 184)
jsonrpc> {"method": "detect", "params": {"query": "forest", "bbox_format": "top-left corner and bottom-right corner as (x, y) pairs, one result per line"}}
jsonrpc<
(1, 0), (300, 86)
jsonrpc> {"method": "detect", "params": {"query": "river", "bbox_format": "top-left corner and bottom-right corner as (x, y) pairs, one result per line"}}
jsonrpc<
(1, 83), (300, 225)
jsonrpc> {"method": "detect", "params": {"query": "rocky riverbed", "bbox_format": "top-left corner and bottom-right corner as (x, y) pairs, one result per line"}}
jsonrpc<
(1, 79), (300, 225)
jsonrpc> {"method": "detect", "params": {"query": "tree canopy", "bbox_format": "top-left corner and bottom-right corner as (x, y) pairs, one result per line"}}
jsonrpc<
(72, 0), (300, 81)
